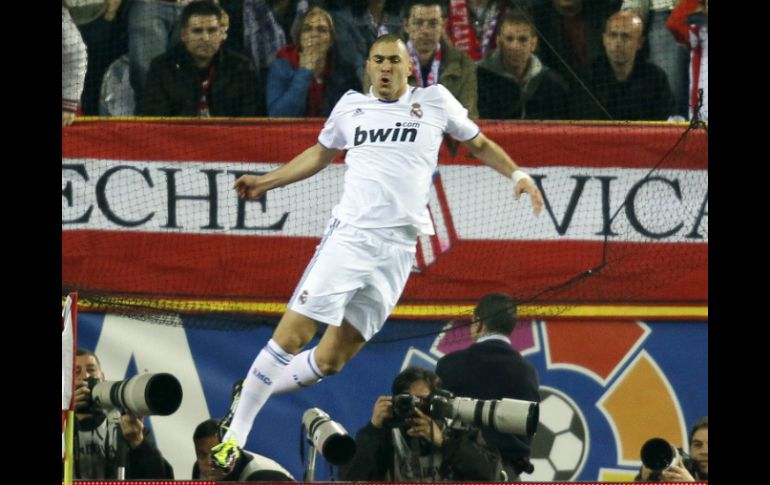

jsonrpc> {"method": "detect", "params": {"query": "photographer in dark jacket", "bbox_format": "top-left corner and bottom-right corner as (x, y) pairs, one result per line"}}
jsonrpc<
(339, 366), (503, 482)
(140, 1), (264, 117)
(436, 292), (540, 481)
(72, 348), (174, 479)
(191, 419), (294, 481)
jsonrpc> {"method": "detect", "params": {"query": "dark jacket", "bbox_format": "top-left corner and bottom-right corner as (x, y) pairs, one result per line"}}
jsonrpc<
(435, 338), (540, 474)
(339, 421), (501, 482)
(477, 51), (570, 119)
(532, 1), (617, 87)
(73, 412), (174, 479)
(573, 54), (675, 120)
(140, 45), (264, 116)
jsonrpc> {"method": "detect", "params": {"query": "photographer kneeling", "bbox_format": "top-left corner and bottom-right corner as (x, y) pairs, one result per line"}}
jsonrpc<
(71, 348), (174, 479)
(339, 366), (503, 481)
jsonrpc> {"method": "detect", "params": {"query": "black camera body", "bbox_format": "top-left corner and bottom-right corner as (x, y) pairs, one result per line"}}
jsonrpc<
(383, 393), (431, 428)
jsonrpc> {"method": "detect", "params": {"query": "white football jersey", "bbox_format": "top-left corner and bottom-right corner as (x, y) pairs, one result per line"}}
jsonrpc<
(318, 84), (480, 235)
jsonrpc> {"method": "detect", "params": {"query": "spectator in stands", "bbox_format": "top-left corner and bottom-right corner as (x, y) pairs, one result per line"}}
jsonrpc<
(192, 418), (295, 481)
(339, 367), (504, 481)
(331, 0), (404, 83)
(445, 0), (512, 61)
(244, 0), (325, 82)
(621, 0), (690, 118)
(140, 1), (263, 117)
(364, 0), (478, 118)
(66, 0), (127, 116)
(667, 0), (707, 121)
(573, 10), (674, 120)
(533, 0), (618, 88)
(127, 0), (189, 108)
(72, 348), (174, 479)
(63, 4), (88, 126)
(435, 292), (540, 480)
(477, 9), (570, 119)
(267, 6), (360, 117)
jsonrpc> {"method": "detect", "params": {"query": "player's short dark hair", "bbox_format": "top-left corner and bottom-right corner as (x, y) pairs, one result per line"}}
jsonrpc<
(193, 418), (221, 442)
(370, 33), (407, 54)
(499, 9), (537, 36)
(474, 292), (518, 335)
(403, 0), (448, 19)
(77, 347), (102, 369)
(689, 416), (708, 445)
(391, 366), (442, 395)
(181, 0), (223, 29)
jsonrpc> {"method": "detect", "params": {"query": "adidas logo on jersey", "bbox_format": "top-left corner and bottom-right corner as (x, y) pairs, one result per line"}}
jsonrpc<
(353, 122), (420, 146)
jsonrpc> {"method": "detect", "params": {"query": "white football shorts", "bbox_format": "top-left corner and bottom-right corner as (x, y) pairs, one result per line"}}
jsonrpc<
(287, 217), (417, 341)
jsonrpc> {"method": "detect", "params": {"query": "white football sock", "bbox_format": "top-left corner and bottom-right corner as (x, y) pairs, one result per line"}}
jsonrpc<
(270, 347), (326, 395)
(222, 339), (293, 446)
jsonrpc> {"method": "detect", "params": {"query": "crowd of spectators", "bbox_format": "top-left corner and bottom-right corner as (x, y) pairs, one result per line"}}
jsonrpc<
(62, 0), (707, 124)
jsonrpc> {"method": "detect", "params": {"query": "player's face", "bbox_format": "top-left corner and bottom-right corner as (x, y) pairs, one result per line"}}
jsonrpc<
(690, 428), (708, 477)
(603, 14), (644, 67)
(367, 40), (413, 101)
(498, 22), (538, 73)
(405, 5), (445, 54)
(181, 15), (224, 65)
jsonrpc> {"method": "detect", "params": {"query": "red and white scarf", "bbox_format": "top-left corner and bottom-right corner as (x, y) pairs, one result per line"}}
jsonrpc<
(407, 40), (441, 87)
(447, 0), (500, 61)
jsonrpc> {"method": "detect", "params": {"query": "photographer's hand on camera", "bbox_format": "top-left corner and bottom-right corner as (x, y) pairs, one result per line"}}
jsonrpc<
(406, 408), (444, 447)
(370, 396), (393, 428)
(119, 410), (146, 449)
(74, 378), (93, 412)
(661, 462), (695, 482)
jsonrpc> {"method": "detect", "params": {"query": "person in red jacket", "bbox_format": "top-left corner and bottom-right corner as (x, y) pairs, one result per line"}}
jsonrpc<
(667, 0), (707, 121)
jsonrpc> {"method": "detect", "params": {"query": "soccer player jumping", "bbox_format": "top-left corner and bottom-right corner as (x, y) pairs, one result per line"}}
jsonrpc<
(213, 33), (544, 469)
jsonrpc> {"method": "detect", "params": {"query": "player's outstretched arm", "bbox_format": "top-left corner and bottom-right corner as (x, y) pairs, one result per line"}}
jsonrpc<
(462, 133), (544, 216)
(233, 143), (341, 200)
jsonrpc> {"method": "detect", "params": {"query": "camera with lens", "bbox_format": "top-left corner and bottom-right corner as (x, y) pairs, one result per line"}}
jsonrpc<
(640, 438), (695, 481)
(80, 373), (183, 416)
(384, 390), (538, 438)
(383, 393), (432, 428)
(302, 407), (357, 465)
(429, 390), (538, 437)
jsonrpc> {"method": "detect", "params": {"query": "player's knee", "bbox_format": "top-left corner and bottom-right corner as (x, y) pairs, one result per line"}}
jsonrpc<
(272, 332), (308, 355)
(314, 355), (346, 376)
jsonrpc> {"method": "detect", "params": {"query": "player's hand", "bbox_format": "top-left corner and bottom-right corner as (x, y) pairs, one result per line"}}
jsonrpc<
(233, 174), (268, 200)
(371, 396), (393, 428)
(63, 111), (76, 127)
(514, 177), (544, 216)
(406, 408), (443, 447)
(119, 410), (145, 448)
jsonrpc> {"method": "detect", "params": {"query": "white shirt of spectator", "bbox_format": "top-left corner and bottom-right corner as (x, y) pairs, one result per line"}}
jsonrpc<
(318, 84), (480, 235)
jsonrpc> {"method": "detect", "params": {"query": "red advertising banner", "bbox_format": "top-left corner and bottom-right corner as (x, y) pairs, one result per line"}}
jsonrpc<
(62, 121), (707, 318)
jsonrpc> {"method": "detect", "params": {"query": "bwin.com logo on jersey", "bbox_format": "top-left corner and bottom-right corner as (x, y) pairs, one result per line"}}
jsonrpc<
(354, 122), (420, 146)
